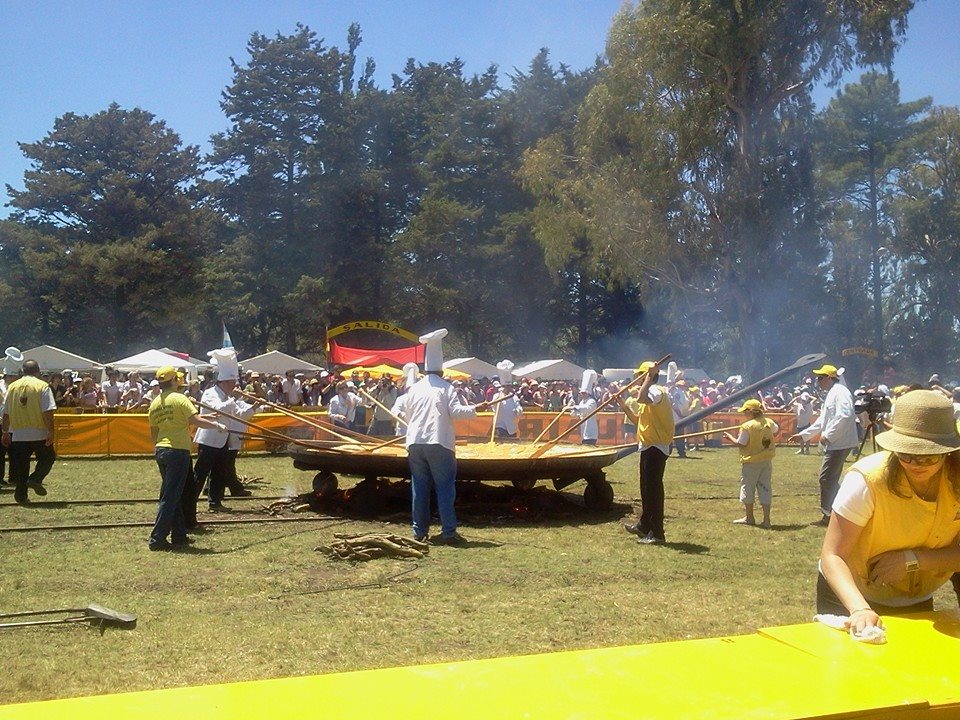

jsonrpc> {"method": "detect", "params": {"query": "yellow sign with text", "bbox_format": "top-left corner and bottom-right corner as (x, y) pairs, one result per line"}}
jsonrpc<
(841, 346), (879, 358)
(326, 321), (419, 344)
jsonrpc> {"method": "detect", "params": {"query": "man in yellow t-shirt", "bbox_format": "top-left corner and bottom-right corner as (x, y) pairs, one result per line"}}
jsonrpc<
(724, 399), (779, 529)
(147, 366), (225, 551)
(617, 358), (674, 545)
(1, 356), (57, 505)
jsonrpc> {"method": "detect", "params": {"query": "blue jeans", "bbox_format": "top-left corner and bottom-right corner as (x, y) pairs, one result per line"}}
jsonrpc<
(152, 447), (190, 547)
(408, 444), (458, 538)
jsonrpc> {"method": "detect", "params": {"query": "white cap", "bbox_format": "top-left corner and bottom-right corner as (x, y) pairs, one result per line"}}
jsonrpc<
(208, 347), (239, 381)
(402, 362), (419, 387)
(419, 328), (447, 372)
(580, 369), (598, 394)
(496, 359), (514, 385)
(320, 370), (330, 378)
(346, 381), (356, 389)
(149, 379), (160, 387)
(3, 346), (23, 376)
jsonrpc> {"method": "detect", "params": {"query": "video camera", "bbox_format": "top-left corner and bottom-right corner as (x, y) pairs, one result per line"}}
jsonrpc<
(853, 390), (892, 421)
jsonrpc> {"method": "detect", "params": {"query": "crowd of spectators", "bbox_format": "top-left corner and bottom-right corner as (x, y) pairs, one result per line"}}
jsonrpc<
(35, 363), (960, 447)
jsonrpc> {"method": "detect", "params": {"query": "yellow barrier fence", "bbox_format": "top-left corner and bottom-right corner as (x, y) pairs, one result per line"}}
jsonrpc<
(50, 410), (800, 456)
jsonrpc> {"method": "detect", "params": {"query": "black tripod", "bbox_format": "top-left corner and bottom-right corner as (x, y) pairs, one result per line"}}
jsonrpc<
(854, 414), (881, 459)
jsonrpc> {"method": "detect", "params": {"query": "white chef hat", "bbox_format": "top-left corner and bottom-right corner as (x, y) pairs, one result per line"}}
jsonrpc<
(496, 359), (514, 385)
(208, 347), (239, 381)
(3, 346), (23, 376)
(419, 328), (447, 372)
(580, 369), (598, 394)
(666, 361), (679, 385)
(402, 362), (419, 387)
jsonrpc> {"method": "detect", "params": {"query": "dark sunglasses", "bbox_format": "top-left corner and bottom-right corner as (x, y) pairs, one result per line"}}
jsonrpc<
(895, 452), (945, 467)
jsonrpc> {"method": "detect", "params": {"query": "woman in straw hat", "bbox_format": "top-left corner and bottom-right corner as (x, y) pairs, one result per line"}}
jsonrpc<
(818, 390), (960, 634)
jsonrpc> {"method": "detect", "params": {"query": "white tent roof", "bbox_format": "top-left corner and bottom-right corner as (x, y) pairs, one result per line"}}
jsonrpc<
(239, 350), (322, 376)
(157, 347), (212, 370)
(106, 349), (199, 378)
(513, 359), (587, 382)
(22, 345), (103, 373)
(443, 357), (498, 379)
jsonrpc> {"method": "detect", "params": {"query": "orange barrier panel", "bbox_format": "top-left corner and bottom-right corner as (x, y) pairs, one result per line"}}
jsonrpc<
(49, 410), (801, 456)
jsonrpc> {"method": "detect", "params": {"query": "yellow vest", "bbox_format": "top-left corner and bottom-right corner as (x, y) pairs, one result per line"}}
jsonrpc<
(636, 388), (675, 447)
(5, 375), (49, 431)
(739, 417), (776, 463)
(148, 390), (197, 451)
(845, 451), (960, 605)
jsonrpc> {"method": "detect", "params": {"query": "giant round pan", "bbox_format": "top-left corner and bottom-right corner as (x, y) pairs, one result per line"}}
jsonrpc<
(289, 440), (634, 510)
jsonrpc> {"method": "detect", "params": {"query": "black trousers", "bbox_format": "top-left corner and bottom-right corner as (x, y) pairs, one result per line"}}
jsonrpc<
(9, 440), (56, 502)
(194, 443), (233, 507)
(638, 447), (669, 539)
(0, 441), (6, 483)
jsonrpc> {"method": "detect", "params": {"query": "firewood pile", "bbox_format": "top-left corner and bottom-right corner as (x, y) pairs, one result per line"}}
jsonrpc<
(263, 498), (314, 515)
(317, 533), (430, 562)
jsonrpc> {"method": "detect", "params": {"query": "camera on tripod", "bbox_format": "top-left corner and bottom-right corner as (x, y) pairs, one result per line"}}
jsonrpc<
(853, 389), (892, 421)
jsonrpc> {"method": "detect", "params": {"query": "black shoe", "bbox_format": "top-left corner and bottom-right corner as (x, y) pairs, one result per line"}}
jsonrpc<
(208, 504), (229, 513)
(230, 488), (253, 497)
(414, 534), (428, 542)
(623, 521), (647, 536)
(812, 515), (830, 527)
(171, 536), (195, 546)
(149, 541), (174, 552)
(27, 482), (47, 496)
(14, 494), (29, 505)
(637, 531), (665, 545)
(432, 532), (467, 546)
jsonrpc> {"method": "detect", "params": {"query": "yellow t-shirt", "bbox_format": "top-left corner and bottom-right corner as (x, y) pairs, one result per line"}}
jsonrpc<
(148, 390), (197, 451)
(636, 387), (675, 447)
(739, 417), (777, 464)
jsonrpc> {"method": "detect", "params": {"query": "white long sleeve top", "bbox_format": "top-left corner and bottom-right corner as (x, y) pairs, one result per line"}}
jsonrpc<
(404, 375), (478, 451)
(194, 385), (257, 450)
(799, 382), (858, 450)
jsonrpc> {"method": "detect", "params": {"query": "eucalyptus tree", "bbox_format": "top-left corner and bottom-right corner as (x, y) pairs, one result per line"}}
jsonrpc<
(522, 0), (914, 376)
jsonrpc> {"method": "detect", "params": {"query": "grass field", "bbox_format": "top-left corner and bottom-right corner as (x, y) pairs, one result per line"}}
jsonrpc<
(1, 445), (955, 705)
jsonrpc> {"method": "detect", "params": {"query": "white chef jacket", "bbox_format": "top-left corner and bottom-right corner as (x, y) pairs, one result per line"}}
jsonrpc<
(571, 396), (599, 442)
(494, 393), (523, 435)
(194, 385), (256, 449)
(799, 382), (858, 450)
(404, 375), (477, 451)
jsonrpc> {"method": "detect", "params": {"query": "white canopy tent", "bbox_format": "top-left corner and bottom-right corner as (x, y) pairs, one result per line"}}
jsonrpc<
(443, 357), (499, 379)
(239, 350), (322, 377)
(22, 345), (103, 374)
(157, 347), (213, 372)
(513, 359), (587, 382)
(106, 349), (200, 381)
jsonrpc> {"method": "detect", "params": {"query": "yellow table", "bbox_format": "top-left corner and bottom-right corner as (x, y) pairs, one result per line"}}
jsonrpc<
(0, 631), (935, 720)
(760, 610), (960, 716)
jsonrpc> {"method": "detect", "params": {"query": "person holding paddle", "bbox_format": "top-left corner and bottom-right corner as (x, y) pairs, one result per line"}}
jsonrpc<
(405, 329), (490, 545)
(618, 358), (674, 545)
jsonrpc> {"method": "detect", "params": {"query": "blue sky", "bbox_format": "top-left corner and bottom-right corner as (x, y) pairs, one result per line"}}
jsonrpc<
(2, 0), (958, 217)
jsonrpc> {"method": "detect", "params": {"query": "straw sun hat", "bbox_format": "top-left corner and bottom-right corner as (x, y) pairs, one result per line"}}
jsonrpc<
(876, 390), (960, 455)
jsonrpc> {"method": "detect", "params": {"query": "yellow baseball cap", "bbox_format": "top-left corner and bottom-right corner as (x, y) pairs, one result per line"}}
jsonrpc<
(635, 361), (657, 375)
(738, 399), (763, 412)
(812, 364), (839, 378)
(155, 366), (178, 383)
